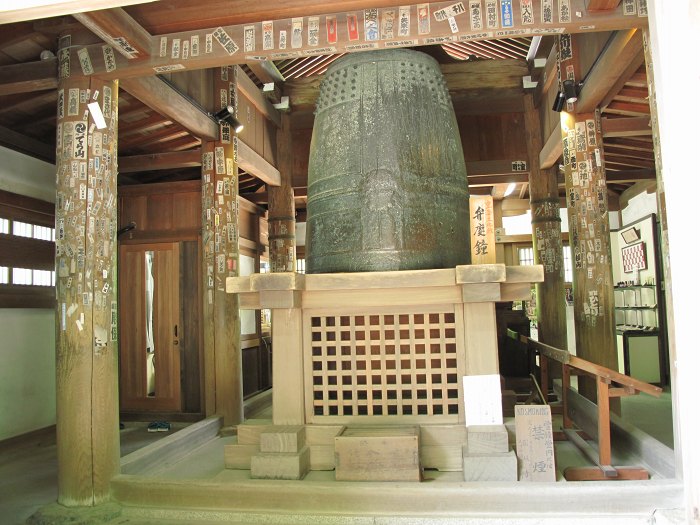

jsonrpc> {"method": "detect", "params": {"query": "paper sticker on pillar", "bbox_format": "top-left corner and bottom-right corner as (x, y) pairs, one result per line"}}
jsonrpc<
(499, 0), (514, 27)
(279, 30), (288, 49)
(244, 25), (256, 52)
(292, 18), (304, 48)
(77, 48), (94, 75)
(417, 4), (431, 34)
(434, 2), (466, 22)
(112, 37), (139, 58)
(347, 14), (360, 41)
(536, 0), (552, 23)
(364, 9), (379, 41)
(213, 27), (239, 55)
(380, 10), (396, 39)
(396, 6), (411, 37)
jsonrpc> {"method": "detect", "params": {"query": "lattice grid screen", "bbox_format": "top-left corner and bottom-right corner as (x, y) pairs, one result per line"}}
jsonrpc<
(308, 309), (460, 418)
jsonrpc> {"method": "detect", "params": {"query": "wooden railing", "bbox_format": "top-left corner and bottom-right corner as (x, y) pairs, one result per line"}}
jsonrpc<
(520, 335), (662, 481)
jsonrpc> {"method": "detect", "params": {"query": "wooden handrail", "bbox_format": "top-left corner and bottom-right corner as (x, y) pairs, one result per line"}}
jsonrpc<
(520, 335), (662, 398)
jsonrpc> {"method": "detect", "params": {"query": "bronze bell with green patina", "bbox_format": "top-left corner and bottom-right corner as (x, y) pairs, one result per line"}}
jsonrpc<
(306, 49), (471, 273)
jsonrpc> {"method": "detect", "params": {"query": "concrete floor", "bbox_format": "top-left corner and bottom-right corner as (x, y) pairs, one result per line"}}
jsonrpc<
(0, 421), (191, 525)
(0, 391), (676, 525)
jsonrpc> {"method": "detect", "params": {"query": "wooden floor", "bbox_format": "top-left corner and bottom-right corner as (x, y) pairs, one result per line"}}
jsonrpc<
(3, 389), (681, 525)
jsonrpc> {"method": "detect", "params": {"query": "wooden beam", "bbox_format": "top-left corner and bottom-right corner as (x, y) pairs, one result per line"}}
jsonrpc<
(0, 0), (160, 24)
(74, 7), (152, 60)
(235, 66), (281, 128)
(54, 2), (647, 83)
(576, 29), (643, 113)
(585, 0), (621, 11)
(534, 42), (558, 108)
(246, 60), (285, 84)
(121, 76), (219, 141)
(601, 117), (652, 137)
(0, 125), (55, 163)
(539, 122), (563, 169)
(604, 168), (655, 183)
(0, 60), (58, 96)
(600, 54), (645, 110)
(119, 149), (202, 173)
(237, 139), (280, 187)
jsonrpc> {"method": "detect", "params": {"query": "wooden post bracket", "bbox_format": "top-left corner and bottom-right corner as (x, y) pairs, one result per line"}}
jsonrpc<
(520, 335), (662, 481)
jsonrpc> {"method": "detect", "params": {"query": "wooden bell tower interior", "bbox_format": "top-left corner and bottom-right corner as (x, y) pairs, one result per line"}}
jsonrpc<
(0, 0), (697, 522)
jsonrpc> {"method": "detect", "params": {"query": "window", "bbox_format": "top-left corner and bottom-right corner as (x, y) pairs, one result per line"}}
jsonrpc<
(0, 190), (56, 307)
(518, 247), (534, 266)
(563, 245), (573, 283)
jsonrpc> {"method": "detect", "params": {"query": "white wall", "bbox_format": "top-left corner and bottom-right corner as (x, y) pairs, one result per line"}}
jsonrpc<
(649, 0), (700, 515)
(621, 191), (657, 226)
(0, 145), (55, 203)
(0, 147), (56, 441)
(0, 309), (56, 440)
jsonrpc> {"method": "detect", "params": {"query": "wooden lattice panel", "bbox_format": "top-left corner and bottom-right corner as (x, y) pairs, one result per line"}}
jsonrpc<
(305, 307), (461, 421)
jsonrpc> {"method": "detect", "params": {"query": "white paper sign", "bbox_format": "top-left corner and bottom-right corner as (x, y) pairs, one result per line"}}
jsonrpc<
(463, 374), (503, 426)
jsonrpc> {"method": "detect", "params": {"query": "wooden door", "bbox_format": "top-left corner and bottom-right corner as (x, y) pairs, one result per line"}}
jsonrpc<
(119, 242), (181, 411)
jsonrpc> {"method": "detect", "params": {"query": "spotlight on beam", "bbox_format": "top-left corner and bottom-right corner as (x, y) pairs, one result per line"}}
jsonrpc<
(212, 105), (244, 133)
(552, 91), (566, 112)
(563, 79), (578, 103)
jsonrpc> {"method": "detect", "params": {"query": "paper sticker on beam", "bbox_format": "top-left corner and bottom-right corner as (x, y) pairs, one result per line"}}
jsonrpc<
(61, 1), (650, 82)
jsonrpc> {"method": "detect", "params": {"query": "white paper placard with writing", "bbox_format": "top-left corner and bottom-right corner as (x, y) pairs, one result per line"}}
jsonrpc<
(463, 374), (503, 426)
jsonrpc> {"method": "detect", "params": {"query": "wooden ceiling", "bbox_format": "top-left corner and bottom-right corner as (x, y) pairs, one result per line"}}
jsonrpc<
(0, 1), (655, 211)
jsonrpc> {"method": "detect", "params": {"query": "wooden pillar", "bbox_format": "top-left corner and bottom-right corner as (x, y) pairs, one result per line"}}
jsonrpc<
(55, 32), (119, 505)
(559, 35), (617, 400)
(525, 94), (567, 352)
(201, 66), (243, 426)
(268, 114), (296, 273)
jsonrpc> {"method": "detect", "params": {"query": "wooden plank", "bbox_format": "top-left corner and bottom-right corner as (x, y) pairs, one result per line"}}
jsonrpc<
(224, 443), (259, 469)
(455, 264), (506, 284)
(534, 41), (558, 108)
(271, 308), (305, 425)
(74, 7), (152, 60)
(302, 287), (462, 309)
(268, 113), (296, 272)
(0, 0), (158, 24)
(467, 424), (509, 454)
(237, 138), (281, 186)
(526, 337), (662, 397)
(605, 168), (656, 183)
(462, 448), (517, 481)
(586, 0), (621, 10)
(119, 149), (202, 173)
(235, 66), (281, 128)
(0, 124), (54, 163)
(514, 405), (556, 481)
(309, 444), (336, 470)
(539, 121), (563, 169)
(562, 428), (618, 477)
(420, 445), (464, 471)
(602, 116), (652, 137)
(419, 425), (467, 446)
(251, 446), (310, 479)
(576, 30), (643, 113)
(305, 268), (456, 290)
(121, 76), (219, 141)
(335, 426), (420, 482)
(246, 60), (285, 85)
(121, 416), (222, 475)
(305, 425), (345, 445)
(0, 60), (58, 96)
(260, 426), (305, 453)
(463, 303), (499, 375)
(44, 2), (647, 83)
